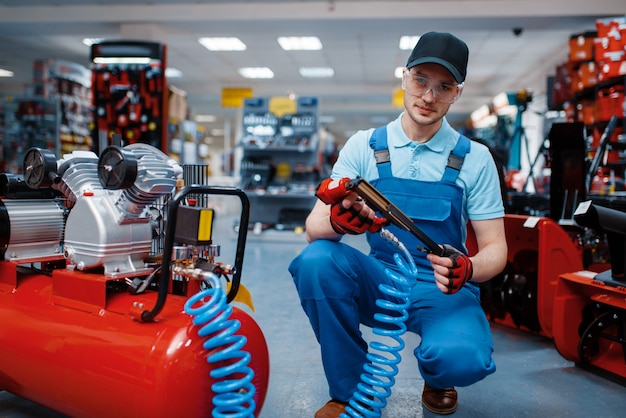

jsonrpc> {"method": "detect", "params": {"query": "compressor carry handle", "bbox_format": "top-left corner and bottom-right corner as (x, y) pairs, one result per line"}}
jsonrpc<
(141, 184), (250, 322)
(345, 177), (444, 256)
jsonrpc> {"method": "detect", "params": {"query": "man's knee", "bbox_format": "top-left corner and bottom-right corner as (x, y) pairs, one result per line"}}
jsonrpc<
(289, 240), (356, 300)
(289, 240), (343, 277)
(417, 339), (495, 387)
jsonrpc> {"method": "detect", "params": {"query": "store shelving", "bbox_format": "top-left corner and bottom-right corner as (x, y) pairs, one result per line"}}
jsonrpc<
(238, 96), (324, 230)
(551, 17), (626, 196)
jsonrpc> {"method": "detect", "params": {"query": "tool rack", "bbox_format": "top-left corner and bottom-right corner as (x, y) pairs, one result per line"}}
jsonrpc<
(90, 40), (168, 153)
(238, 96), (324, 231)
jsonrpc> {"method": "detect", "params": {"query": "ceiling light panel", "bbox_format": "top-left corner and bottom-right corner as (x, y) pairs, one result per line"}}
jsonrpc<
(299, 67), (334, 78)
(278, 36), (322, 51)
(399, 36), (420, 50)
(198, 37), (247, 51)
(239, 67), (274, 79)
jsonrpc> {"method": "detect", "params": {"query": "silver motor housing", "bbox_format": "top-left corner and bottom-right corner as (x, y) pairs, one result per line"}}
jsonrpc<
(12, 144), (182, 278)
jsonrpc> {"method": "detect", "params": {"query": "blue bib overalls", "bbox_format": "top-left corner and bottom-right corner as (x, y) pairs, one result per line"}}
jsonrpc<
(289, 126), (496, 402)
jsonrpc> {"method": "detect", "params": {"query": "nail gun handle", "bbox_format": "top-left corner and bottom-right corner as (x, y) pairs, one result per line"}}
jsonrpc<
(346, 177), (444, 256)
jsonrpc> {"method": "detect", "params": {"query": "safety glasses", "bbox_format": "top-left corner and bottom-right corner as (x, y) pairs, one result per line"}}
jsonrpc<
(403, 70), (463, 103)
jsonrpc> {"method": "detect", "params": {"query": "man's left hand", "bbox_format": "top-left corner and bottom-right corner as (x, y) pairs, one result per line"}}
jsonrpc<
(428, 244), (473, 294)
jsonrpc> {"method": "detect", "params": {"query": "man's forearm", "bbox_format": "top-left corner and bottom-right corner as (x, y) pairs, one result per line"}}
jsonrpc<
(469, 243), (508, 283)
(305, 201), (342, 242)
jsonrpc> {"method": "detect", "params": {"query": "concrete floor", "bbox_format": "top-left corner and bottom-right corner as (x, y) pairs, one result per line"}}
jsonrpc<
(1, 208), (626, 417)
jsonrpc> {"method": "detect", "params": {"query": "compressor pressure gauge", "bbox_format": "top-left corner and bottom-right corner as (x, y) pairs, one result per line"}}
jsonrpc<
(22, 148), (58, 189)
(97, 146), (138, 189)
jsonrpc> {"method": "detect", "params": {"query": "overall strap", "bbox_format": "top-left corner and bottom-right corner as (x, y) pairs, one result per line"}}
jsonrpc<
(368, 126), (392, 178)
(441, 134), (471, 183)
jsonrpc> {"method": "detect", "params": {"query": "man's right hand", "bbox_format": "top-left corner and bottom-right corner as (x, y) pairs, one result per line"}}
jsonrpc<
(315, 177), (352, 205)
(330, 198), (387, 234)
(316, 177), (387, 235)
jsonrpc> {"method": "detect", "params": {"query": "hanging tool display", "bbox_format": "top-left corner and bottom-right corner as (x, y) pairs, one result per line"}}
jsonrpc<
(239, 96), (323, 231)
(91, 40), (168, 152)
(0, 144), (269, 417)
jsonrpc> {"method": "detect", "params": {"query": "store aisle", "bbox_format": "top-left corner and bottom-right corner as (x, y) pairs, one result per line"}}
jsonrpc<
(1, 210), (626, 417)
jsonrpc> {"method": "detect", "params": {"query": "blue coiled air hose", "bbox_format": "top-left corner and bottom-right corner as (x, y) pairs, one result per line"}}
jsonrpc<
(341, 229), (419, 418)
(184, 272), (256, 418)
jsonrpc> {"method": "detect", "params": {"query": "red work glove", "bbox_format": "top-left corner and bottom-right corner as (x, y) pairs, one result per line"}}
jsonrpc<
(316, 177), (351, 205)
(316, 177), (386, 235)
(329, 200), (387, 235)
(440, 244), (474, 294)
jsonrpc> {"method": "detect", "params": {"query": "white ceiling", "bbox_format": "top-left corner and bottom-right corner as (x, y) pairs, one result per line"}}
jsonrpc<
(0, 0), (623, 144)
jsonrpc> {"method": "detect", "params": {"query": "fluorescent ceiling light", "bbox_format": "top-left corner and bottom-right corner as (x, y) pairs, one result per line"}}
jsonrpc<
(93, 57), (152, 64)
(278, 36), (322, 51)
(299, 67), (334, 78)
(0, 68), (14, 77)
(165, 67), (183, 78)
(394, 67), (404, 78)
(399, 36), (420, 50)
(198, 37), (246, 51)
(195, 114), (217, 123)
(239, 67), (274, 79)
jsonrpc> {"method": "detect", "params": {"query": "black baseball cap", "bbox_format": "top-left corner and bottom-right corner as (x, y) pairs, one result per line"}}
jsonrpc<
(406, 32), (469, 83)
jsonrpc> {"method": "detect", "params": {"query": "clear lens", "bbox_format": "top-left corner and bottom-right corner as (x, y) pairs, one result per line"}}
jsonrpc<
(404, 71), (462, 103)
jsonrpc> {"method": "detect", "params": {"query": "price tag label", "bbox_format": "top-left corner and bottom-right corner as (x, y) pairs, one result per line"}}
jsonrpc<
(269, 96), (297, 117)
(221, 87), (253, 107)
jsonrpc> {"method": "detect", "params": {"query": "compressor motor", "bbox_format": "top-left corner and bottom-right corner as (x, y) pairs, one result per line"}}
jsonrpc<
(2, 143), (182, 277)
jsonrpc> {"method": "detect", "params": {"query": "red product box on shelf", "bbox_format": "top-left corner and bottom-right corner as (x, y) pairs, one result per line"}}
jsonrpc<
(577, 61), (599, 89)
(570, 69), (583, 93)
(596, 16), (625, 39)
(597, 53), (626, 82)
(594, 36), (624, 63)
(562, 101), (576, 122)
(552, 62), (572, 104)
(569, 32), (597, 62)
(596, 85), (625, 122)
(576, 99), (596, 125)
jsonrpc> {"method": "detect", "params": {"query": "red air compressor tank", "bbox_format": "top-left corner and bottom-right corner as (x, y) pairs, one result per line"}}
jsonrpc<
(0, 262), (269, 418)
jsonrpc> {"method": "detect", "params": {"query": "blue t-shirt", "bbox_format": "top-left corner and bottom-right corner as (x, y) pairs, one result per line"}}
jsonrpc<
(331, 113), (505, 232)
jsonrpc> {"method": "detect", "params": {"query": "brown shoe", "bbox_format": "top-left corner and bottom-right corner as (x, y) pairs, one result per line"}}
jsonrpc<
(314, 399), (349, 418)
(422, 382), (458, 415)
